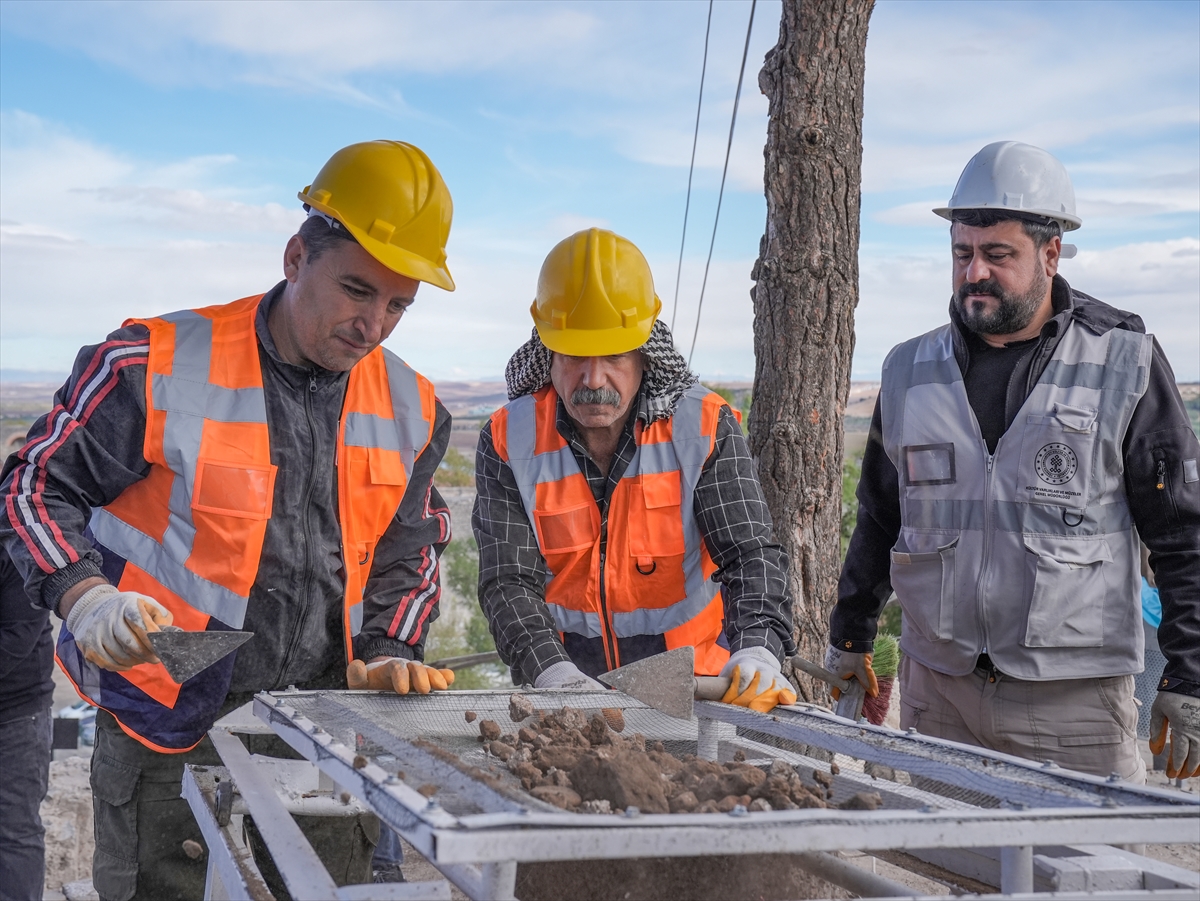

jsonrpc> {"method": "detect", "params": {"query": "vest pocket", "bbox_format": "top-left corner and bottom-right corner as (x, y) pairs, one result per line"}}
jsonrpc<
(1016, 405), (1097, 510)
(629, 473), (686, 559)
(1022, 536), (1110, 648)
(535, 503), (600, 553)
(191, 458), (277, 520)
(890, 537), (956, 642)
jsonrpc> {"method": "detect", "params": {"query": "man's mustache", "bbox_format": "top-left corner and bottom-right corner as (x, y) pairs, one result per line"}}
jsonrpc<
(955, 278), (1004, 303)
(571, 386), (622, 408)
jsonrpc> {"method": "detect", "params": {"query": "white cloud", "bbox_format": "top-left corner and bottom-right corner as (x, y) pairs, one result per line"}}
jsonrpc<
(0, 112), (302, 241)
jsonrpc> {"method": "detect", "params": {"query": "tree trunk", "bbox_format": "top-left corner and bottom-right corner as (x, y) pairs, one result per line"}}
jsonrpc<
(750, 0), (874, 702)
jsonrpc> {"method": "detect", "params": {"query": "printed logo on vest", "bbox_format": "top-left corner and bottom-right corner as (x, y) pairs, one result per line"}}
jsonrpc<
(1034, 443), (1078, 485)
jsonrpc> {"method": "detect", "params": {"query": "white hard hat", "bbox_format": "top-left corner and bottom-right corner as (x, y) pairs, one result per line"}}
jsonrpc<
(934, 141), (1081, 232)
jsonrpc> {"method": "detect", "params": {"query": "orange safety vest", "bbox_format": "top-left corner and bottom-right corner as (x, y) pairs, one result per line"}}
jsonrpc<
(57, 295), (435, 751)
(491, 383), (732, 675)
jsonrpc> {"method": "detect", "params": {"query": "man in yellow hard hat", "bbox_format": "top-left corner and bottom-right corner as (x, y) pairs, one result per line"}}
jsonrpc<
(0, 140), (457, 899)
(474, 228), (798, 713)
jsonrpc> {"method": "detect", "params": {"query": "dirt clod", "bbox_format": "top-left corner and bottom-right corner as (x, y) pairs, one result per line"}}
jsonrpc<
(464, 711), (477, 723)
(181, 839), (204, 860)
(417, 784), (439, 798)
(488, 741), (516, 761)
(669, 790), (699, 813)
(530, 785), (582, 810)
(571, 746), (670, 814)
(352, 755), (368, 769)
(479, 719), (502, 741)
(838, 791), (882, 810)
(510, 693), (535, 722)
(829, 762), (841, 775)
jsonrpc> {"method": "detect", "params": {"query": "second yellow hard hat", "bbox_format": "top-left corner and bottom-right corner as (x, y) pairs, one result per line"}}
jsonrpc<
(531, 228), (661, 356)
(299, 140), (455, 291)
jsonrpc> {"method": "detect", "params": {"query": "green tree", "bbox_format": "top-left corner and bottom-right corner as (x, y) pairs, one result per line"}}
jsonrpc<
(435, 446), (474, 488)
(425, 537), (508, 689)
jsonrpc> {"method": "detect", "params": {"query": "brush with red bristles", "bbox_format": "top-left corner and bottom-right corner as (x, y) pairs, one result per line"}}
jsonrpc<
(861, 634), (899, 726)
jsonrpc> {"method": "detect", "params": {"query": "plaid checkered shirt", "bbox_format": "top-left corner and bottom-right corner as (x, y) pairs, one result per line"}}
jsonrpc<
(472, 389), (797, 685)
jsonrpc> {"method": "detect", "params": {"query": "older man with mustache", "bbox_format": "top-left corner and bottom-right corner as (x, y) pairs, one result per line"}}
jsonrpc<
(473, 228), (798, 713)
(828, 142), (1200, 781)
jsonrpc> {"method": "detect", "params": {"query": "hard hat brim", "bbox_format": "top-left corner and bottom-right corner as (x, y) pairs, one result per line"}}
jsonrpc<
(299, 194), (456, 291)
(532, 307), (659, 357)
(933, 204), (1082, 232)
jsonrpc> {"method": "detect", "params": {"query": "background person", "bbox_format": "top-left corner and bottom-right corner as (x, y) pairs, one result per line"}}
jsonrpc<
(828, 142), (1200, 781)
(1, 550), (54, 901)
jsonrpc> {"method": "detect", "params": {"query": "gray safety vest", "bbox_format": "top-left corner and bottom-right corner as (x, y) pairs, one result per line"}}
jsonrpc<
(879, 319), (1153, 680)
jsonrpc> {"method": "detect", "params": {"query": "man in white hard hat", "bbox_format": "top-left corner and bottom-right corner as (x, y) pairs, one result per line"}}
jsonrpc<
(827, 142), (1200, 781)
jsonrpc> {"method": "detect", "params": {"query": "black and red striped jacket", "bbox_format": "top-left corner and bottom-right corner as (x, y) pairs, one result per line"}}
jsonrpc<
(0, 284), (451, 696)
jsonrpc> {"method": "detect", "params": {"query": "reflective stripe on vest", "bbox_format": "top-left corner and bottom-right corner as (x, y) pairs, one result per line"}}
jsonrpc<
(58, 295), (435, 751)
(495, 383), (726, 671)
(880, 320), (1151, 680)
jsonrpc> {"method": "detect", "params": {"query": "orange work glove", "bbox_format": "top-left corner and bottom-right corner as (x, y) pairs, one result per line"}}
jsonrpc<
(824, 645), (879, 700)
(346, 658), (455, 694)
(1148, 691), (1200, 780)
(718, 648), (798, 714)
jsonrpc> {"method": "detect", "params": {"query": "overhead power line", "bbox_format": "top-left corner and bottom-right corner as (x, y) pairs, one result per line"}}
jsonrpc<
(670, 0), (713, 334)
(688, 0), (757, 369)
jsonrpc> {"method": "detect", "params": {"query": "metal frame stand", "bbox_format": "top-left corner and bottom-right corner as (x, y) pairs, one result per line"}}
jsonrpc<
(192, 690), (1198, 901)
(183, 724), (451, 901)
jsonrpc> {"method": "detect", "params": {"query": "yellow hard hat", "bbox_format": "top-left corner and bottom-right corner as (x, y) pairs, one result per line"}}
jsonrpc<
(298, 141), (455, 291)
(531, 228), (661, 356)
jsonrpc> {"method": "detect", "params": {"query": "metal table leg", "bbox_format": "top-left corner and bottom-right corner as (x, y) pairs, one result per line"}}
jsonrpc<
(1000, 844), (1033, 894)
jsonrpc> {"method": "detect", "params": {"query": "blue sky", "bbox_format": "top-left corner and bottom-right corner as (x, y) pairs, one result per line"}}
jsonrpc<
(2, 0), (1197, 382)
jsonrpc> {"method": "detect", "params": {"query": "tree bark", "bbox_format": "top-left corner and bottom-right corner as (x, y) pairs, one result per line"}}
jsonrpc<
(750, 0), (874, 701)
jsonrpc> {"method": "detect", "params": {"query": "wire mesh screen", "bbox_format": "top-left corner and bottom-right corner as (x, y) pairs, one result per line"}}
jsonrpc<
(273, 690), (1188, 819)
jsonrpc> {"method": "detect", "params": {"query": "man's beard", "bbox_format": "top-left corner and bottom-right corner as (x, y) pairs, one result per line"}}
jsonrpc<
(954, 271), (1048, 336)
(571, 386), (621, 407)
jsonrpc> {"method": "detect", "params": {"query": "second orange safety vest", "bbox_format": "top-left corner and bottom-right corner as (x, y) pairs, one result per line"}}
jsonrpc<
(491, 383), (732, 675)
(57, 295), (436, 751)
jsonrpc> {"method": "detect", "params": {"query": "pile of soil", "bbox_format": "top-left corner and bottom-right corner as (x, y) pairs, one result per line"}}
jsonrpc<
(468, 696), (881, 815)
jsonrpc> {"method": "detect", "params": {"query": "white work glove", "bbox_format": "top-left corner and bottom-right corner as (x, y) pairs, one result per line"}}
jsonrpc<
(824, 644), (879, 699)
(66, 584), (173, 671)
(534, 660), (605, 691)
(1149, 691), (1200, 779)
(346, 658), (455, 694)
(718, 647), (798, 713)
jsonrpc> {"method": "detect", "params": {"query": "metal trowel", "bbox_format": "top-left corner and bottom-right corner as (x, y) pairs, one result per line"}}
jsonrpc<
(147, 626), (254, 684)
(598, 646), (866, 721)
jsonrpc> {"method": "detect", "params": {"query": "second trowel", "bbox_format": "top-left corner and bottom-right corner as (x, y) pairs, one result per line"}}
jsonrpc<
(147, 627), (254, 684)
(598, 646), (866, 721)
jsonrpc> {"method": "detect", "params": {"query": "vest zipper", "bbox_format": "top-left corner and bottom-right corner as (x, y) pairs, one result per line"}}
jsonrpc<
(1156, 460), (1165, 490)
(597, 502), (619, 671)
(280, 372), (322, 679)
(976, 453), (996, 653)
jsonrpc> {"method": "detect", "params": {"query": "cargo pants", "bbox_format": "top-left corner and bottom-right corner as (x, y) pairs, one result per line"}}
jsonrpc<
(91, 709), (379, 901)
(899, 655), (1146, 783)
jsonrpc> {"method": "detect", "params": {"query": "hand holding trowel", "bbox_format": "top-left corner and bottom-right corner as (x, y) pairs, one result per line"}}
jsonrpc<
(139, 600), (254, 684)
(599, 646), (868, 721)
(66, 587), (251, 680)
